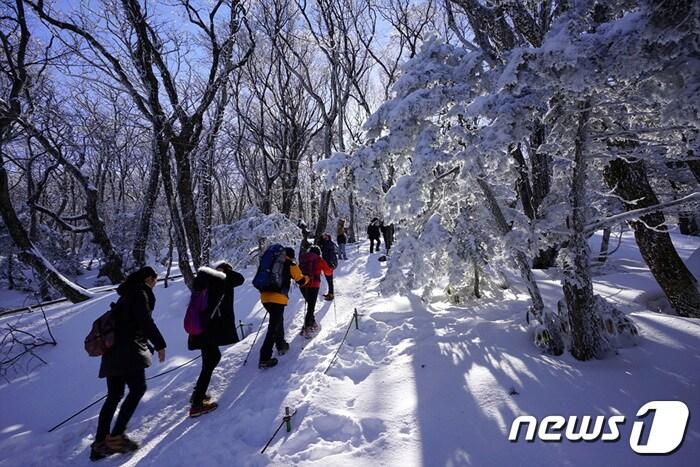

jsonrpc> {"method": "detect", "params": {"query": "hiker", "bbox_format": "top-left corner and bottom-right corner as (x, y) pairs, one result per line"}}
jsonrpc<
(299, 227), (312, 257)
(187, 262), (244, 418)
(381, 222), (395, 254)
(367, 218), (382, 253)
(318, 233), (338, 300)
(337, 219), (348, 260)
(299, 245), (334, 337)
(258, 246), (309, 369)
(91, 267), (167, 461)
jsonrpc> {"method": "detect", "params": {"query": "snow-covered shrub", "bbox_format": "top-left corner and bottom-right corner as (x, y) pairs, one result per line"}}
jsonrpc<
(210, 207), (302, 268)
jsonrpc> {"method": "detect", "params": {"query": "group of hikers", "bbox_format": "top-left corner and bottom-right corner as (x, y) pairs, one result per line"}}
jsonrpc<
(88, 217), (393, 461)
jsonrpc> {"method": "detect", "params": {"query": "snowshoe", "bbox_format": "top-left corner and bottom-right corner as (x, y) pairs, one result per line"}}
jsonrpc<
(189, 401), (219, 418)
(258, 358), (278, 369)
(105, 434), (139, 453)
(277, 341), (290, 355)
(89, 441), (113, 461)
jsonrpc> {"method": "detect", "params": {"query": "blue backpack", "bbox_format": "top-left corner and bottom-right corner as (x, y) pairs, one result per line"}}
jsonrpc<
(253, 244), (286, 292)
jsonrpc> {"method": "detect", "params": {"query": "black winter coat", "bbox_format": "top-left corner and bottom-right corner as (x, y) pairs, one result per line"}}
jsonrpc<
(367, 221), (381, 239)
(320, 239), (338, 269)
(188, 266), (245, 350)
(99, 282), (166, 378)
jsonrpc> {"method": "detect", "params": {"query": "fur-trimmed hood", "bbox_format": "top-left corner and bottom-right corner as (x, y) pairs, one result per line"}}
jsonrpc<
(193, 266), (226, 291)
(197, 266), (227, 280)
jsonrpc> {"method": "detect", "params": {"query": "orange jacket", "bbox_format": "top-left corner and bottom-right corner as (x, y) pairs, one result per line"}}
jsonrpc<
(260, 262), (309, 305)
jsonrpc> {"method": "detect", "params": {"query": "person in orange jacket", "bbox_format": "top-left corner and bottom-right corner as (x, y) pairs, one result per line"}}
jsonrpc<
(299, 245), (334, 337)
(258, 247), (309, 369)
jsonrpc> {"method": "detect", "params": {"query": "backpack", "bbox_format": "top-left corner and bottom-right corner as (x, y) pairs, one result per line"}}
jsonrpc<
(184, 289), (224, 336)
(84, 303), (118, 357)
(252, 244), (286, 292)
(299, 252), (319, 279)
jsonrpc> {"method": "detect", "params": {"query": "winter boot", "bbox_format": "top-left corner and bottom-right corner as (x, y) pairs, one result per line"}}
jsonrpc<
(189, 393), (212, 404)
(302, 327), (313, 339)
(258, 358), (278, 369)
(323, 293), (334, 301)
(105, 434), (139, 453)
(189, 401), (219, 418)
(277, 341), (290, 355)
(89, 441), (113, 461)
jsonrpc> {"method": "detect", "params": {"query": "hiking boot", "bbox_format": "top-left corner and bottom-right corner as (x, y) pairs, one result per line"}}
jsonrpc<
(189, 393), (212, 404)
(258, 358), (278, 369)
(323, 293), (334, 301)
(89, 441), (113, 461)
(277, 341), (290, 355)
(189, 401), (219, 418)
(105, 434), (139, 453)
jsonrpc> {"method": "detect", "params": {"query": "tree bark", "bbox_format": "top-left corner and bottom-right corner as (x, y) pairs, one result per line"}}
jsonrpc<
(132, 151), (160, 268)
(562, 102), (599, 361)
(604, 157), (700, 318)
(598, 227), (611, 263)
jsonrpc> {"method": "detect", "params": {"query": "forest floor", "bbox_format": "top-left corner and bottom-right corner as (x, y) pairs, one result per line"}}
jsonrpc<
(0, 231), (698, 466)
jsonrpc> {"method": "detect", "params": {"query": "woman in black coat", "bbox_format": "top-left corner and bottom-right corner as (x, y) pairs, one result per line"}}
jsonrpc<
(188, 261), (244, 417)
(92, 267), (167, 461)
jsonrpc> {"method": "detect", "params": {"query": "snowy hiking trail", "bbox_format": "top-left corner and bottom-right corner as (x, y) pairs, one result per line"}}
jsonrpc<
(1, 235), (700, 466)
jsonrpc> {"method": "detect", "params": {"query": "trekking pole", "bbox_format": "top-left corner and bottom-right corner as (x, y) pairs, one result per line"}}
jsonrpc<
(261, 407), (298, 454)
(48, 396), (107, 433)
(243, 313), (267, 366)
(333, 290), (338, 325)
(49, 355), (202, 433)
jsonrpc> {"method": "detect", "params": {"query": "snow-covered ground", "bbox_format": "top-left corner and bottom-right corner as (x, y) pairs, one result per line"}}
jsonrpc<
(1, 233), (699, 466)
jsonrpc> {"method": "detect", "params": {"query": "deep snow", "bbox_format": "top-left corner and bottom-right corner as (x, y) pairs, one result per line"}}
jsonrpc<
(0, 233), (699, 466)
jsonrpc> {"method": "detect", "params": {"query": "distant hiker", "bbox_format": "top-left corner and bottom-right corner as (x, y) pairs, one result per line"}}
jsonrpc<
(319, 233), (338, 300)
(255, 246), (309, 369)
(91, 267), (166, 461)
(187, 262), (244, 418)
(299, 245), (334, 337)
(337, 219), (348, 260)
(381, 223), (395, 254)
(367, 218), (382, 253)
(299, 227), (312, 257)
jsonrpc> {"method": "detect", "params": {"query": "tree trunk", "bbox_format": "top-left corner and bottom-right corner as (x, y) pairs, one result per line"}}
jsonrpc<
(561, 102), (601, 361)
(132, 151), (160, 268)
(173, 144), (202, 269)
(0, 156), (92, 302)
(314, 125), (334, 240)
(348, 190), (357, 243)
(157, 137), (195, 289)
(598, 227), (611, 263)
(604, 157), (700, 318)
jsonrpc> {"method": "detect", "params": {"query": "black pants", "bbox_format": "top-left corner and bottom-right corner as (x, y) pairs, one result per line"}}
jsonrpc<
(260, 303), (286, 361)
(301, 287), (319, 327)
(370, 237), (381, 253)
(96, 369), (147, 442)
(325, 275), (334, 295)
(192, 345), (221, 406)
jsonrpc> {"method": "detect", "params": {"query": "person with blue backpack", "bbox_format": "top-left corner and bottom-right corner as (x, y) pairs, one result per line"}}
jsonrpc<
(253, 245), (309, 369)
(186, 262), (244, 417)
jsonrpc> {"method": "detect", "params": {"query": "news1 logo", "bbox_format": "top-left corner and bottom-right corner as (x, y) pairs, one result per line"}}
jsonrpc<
(508, 401), (690, 455)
